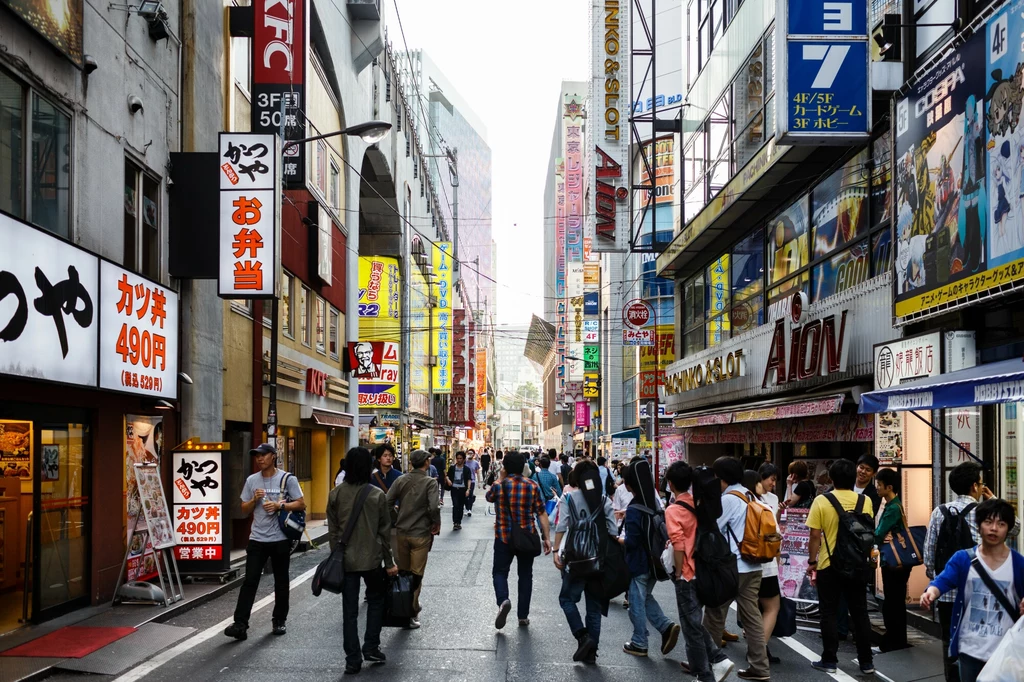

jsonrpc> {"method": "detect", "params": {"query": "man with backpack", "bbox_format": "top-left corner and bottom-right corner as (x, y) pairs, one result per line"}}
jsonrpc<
(552, 460), (618, 664)
(665, 461), (735, 682)
(923, 461), (1020, 682)
(703, 457), (771, 681)
(621, 459), (681, 658)
(805, 459), (875, 676)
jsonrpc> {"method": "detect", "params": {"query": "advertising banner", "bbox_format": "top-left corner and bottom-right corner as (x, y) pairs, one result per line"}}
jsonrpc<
(583, 344), (600, 371)
(124, 415), (163, 583)
(584, 263), (600, 286)
(476, 349), (487, 423)
(575, 401), (591, 428)
(349, 341), (401, 408)
(357, 256), (401, 340)
(1, 1), (83, 66)
(172, 451), (223, 549)
(432, 242), (453, 394)
(779, 507), (818, 601)
(409, 265), (430, 395)
(568, 263), (585, 381)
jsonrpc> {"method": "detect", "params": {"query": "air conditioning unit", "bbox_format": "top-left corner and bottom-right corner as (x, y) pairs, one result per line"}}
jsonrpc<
(347, 0), (381, 21)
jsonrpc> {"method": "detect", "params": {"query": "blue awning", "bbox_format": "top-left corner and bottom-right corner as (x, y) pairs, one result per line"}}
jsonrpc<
(859, 358), (1024, 414)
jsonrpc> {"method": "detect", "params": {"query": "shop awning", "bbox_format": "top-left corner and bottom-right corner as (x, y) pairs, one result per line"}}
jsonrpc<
(359, 415), (378, 427)
(611, 428), (641, 439)
(859, 358), (1024, 414)
(301, 407), (355, 428)
(673, 393), (846, 428)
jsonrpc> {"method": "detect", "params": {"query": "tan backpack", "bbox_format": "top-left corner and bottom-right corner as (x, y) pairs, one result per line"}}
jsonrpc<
(726, 491), (782, 564)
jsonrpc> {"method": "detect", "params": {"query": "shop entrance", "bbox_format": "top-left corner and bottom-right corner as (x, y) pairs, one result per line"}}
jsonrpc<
(0, 406), (90, 633)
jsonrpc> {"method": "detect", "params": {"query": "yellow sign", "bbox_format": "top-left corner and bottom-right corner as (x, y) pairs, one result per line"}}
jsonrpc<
(583, 372), (600, 398)
(357, 256), (400, 341)
(639, 325), (676, 372)
(895, 256), (1024, 318)
(707, 255), (730, 346)
(583, 263), (600, 286)
(431, 242), (453, 394)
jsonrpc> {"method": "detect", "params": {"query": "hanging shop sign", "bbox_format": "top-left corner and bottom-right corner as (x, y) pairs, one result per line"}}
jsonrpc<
(252, 0), (307, 187)
(584, 263), (601, 287)
(99, 262), (179, 399)
(431, 241), (453, 394)
(349, 341), (401, 408)
(583, 372), (600, 398)
(449, 309), (471, 425)
(665, 349), (747, 395)
(218, 132), (281, 299)
(590, 0), (630, 253)
(775, 0), (871, 144)
(584, 344), (600, 371)
(623, 298), (653, 329)
(762, 293), (850, 388)
(583, 319), (599, 343)
(358, 256), (401, 340)
(623, 328), (656, 346)
(575, 401), (591, 428)
(583, 291), (599, 316)
(476, 349), (487, 423)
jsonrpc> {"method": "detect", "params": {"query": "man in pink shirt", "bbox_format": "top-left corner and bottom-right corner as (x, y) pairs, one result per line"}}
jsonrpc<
(665, 461), (734, 682)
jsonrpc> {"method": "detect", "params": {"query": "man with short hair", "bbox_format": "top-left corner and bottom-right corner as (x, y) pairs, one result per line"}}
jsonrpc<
(387, 449), (441, 628)
(703, 456), (770, 681)
(806, 459), (874, 676)
(486, 451), (552, 629)
(854, 453), (882, 513)
(225, 443), (305, 639)
(534, 457), (561, 512)
(371, 443), (401, 492)
(447, 451), (471, 530)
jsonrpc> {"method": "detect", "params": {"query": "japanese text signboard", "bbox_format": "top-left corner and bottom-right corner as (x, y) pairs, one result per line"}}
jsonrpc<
(775, 0), (871, 144)
(350, 341), (401, 408)
(872, 332), (940, 466)
(218, 133), (281, 299)
(431, 242), (453, 394)
(99, 262), (179, 399)
(171, 445), (226, 564)
(252, 0), (307, 187)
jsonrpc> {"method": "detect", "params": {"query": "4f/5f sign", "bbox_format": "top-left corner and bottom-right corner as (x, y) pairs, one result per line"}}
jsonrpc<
(776, 0), (870, 144)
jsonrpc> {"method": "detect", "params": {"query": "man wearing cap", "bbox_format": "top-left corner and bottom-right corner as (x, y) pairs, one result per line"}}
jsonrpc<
(386, 449), (441, 627)
(225, 443), (305, 640)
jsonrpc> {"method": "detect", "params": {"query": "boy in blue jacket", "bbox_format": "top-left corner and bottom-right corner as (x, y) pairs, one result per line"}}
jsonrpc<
(921, 498), (1024, 682)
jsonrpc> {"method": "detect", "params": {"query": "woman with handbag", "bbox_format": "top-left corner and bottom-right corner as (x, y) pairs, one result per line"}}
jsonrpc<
(874, 468), (914, 652)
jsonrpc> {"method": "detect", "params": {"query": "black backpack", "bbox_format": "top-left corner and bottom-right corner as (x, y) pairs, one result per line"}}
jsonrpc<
(691, 465), (723, 523)
(822, 493), (876, 580)
(635, 504), (672, 581)
(678, 500), (739, 608)
(563, 494), (608, 578)
(934, 503), (977, 575)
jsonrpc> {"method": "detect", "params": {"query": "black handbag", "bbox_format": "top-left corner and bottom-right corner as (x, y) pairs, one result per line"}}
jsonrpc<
(312, 484), (373, 596)
(386, 572), (416, 619)
(504, 481), (542, 556)
(773, 597), (798, 638)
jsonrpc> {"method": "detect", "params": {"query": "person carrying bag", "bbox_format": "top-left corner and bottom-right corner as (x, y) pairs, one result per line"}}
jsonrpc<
(313, 484), (372, 595)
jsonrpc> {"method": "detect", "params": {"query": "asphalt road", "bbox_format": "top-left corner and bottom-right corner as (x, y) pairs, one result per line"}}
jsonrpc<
(41, 505), (944, 682)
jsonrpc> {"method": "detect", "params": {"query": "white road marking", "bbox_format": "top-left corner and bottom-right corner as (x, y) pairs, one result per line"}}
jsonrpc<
(112, 567), (317, 682)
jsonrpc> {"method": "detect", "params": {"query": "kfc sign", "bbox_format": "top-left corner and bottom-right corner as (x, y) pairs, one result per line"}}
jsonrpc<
(762, 295), (851, 388)
(306, 367), (328, 397)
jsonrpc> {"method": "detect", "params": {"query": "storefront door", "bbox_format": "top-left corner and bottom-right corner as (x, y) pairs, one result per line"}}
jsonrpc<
(998, 402), (1022, 553)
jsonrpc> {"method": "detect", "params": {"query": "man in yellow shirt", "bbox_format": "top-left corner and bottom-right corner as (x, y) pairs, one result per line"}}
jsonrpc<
(805, 459), (875, 676)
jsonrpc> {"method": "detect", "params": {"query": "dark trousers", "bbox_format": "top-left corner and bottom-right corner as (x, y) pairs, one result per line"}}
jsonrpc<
(880, 567), (912, 652)
(676, 578), (727, 682)
(342, 569), (387, 667)
(493, 539), (535, 619)
(233, 539), (291, 626)
(559, 570), (603, 646)
(817, 567), (873, 668)
(958, 654), (986, 682)
(451, 487), (467, 524)
(465, 483), (476, 511)
(938, 601), (961, 682)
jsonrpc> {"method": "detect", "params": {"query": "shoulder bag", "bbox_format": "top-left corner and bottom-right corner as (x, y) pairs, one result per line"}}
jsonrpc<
(505, 479), (542, 557)
(880, 505), (926, 569)
(312, 484), (373, 596)
(277, 472), (306, 541)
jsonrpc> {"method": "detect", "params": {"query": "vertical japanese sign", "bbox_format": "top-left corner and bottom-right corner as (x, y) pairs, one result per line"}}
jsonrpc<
(172, 448), (225, 562)
(218, 133), (281, 299)
(449, 309), (469, 424)
(409, 265), (430, 395)
(555, 149), (568, 409)
(124, 415), (162, 582)
(99, 262), (178, 399)
(252, 0), (307, 188)
(568, 263), (585, 382)
(431, 242), (453, 394)
(476, 349), (487, 424)
(590, 0), (629, 252)
(776, 0), (870, 144)
(357, 256), (401, 340)
(575, 401), (591, 428)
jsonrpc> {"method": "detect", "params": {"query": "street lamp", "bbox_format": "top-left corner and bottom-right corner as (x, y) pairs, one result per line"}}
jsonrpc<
(282, 120), (393, 153)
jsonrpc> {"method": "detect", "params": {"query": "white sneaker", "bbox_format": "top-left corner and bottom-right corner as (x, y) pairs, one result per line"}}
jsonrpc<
(713, 659), (735, 682)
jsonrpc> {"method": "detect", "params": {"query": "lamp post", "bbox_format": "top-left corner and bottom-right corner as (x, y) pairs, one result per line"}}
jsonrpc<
(264, 121), (393, 451)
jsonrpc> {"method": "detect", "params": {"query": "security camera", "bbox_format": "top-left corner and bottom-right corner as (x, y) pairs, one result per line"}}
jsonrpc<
(83, 55), (98, 75)
(128, 95), (144, 115)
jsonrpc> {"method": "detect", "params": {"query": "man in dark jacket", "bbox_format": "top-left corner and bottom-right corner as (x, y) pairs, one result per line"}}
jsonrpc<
(447, 451), (471, 530)
(429, 448), (447, 506)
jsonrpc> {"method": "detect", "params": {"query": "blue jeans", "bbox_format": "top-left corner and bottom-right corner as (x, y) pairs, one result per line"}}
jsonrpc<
(341, 569), (386, 667)
(628, 572), (673, 649)
(559, 570), (603, 645)
(675, 579), (727, 682)
(958, 654), (986, 682)
(493, 539), (535, 619)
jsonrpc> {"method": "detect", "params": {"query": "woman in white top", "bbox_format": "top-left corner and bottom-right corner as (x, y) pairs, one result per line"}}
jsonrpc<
(747, 465), (783, 665)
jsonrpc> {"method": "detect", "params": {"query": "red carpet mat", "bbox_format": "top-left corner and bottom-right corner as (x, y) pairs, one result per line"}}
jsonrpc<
(1, 626), (137, 658)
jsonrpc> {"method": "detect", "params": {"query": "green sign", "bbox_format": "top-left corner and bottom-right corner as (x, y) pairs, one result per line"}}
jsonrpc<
(584, 345), (599, 371)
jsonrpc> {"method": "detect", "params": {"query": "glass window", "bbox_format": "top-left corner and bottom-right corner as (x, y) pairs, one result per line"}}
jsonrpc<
(281, 272), (293, 337)
(31, 93), (70, 237)
(768, 271), (809, 307)
(329, 308), (339, 359)
(329, 160), (339, 209)
(872, 228), (893, 277)
(683, 274), (705, 356)
(0, 70), (24, 221)
(767, 195), (810, 286)
(763, 33), (775, 98)
(684, 183), (705, 224)
(231, 37), (251, 95)
(812, 240), (870, 302)
(688, 3), (699, 85)
(300, 285), (310, 346)
(811, 149), (869, 259)
(708, 96), (731, 164)
(734, 42), (765, 139)
(705, 255), (730, 347)
(732, 227), (764, 302)
(870, 131), (892, 227)
(735, 113), (764, 171)
(124, 159), (160, 280)
(315, 297), (326, 354)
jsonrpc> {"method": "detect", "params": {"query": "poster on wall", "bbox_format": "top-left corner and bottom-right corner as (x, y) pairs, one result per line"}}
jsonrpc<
(778, 507), (818, 602)
(0, 421), (32, 480)
(348, 341), (401, 408)
(125, 415), (163, 582)
(1, 0), (84, 66)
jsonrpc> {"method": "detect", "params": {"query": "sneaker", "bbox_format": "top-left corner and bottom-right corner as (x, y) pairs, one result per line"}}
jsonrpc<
(623, 642), (649, 657)
(622, 599), (629, 609)
(573, 633), (597, 662)
(736, 670), (770, 680)
(495, 599), (512, 629)
(860, 663), (876, 675)
(722, 630), (740, 642)
(344, 663), (361, 675)
(363, 649), (386, 663)
(466, 511), (473, 517)
(271, 619), (286, 635)
(518, 618), (530, 627)
(661, 623), (681, 655)
(713, 659), (735, 682)
(224, 622), (248, 640)
(812, 660), (838, 674)
(404, 618), (421, 630)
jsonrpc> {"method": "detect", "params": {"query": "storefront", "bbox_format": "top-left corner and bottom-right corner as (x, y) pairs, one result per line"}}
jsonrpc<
(0, 214), (180, 630)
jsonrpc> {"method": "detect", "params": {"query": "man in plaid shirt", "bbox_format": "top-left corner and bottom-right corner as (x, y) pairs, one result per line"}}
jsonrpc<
(486, 451), (552, 630)
(923, 462), (1020, 682)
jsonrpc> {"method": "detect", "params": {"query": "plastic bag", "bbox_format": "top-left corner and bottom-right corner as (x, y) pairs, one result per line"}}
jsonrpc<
(386, 572), (415, 620)
(661, 542), (675, 579)
(977, 614), (1024, 682)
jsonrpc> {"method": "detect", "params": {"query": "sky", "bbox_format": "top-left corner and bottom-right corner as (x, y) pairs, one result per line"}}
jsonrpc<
(387, 0), (591, 325)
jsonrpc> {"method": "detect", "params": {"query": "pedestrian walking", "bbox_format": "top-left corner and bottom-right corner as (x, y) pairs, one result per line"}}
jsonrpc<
(465, 450), (480, 516)
(327, 447), (399, 675)
(480, 448), (492, 483)
(447, 451), (471, 530)
(703, 457), (770, 681)
(621, 458), (681, 659)
(429, 448), (446, 506)
(386, 449), (441, 629)
(552, 460), (617, 664)
(757, 463), (782, 664)
(370, 443), (401, 492)
(805, 459), (875, 676)
(534, 456), (561, 515)
(485, 451), (552, 629)
(921, 497), (1024, 682)
(225, 443), (306, 640)
(665, 461), (735, 682)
